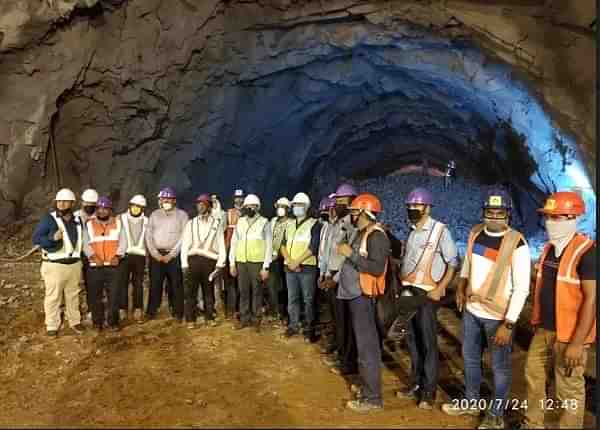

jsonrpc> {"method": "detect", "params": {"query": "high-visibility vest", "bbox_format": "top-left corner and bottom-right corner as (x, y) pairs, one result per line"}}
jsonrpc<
(271, 217), (290, 259)
(464, 224), (525, 319)
(285, 217), (318, 266)
(225, 208), (240, 249)
(402, 221), (446, 291)
(42, 211), (83, 261)
(189, 215), (222, 261)
(357, 223), (388, 296)
(531, 233), (596, 344)
(319, 222), (330, 259)
(234, 216), (269, 263)
(87, 217), (122, 266)
(121, 213), (147, 256)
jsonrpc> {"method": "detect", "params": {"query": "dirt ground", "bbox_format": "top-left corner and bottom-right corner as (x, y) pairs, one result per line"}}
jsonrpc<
(0, 223), (595, 428)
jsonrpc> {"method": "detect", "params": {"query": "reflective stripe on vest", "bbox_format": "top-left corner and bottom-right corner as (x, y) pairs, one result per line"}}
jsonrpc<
(465, 224), (524, 319)
(531, 234), (595, 344)
(235, 216), (268, 263)
(285, 217), (318, 266)
(189, 215), (221, 261)
(121, 213), (147, 256)
(402, 221), (446, 289)
(358, 223), (387, 296)
(87, 217), (122, 266)
(42, 212), (83, 261)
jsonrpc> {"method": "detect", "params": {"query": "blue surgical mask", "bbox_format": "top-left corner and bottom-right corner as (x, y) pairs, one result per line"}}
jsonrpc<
(293, 206), (306, 218)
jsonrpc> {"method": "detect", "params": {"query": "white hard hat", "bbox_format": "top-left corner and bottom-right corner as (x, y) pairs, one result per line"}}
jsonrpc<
(243, 194), (261, 207)
(55, 188), (76, 201)
(275, 197), (290, 208)
(291, 192), (311, 207)
(234, 189), (244, 197)
(129, 194), (147, 207)
(81, 189), (99, 204)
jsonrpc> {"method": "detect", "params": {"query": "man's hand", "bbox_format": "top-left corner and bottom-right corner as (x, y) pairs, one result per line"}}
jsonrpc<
(337, 243), (352, 258)
(456, 287), (466, 312)
(162, 255), (173, 264)
(492, 324), (513, 347)
(110, 255), (120, 266)
(259, 269), (269, 282)
(52, 230), (63, 241)
(564, 343), (585, 369)
(287, 260), (298, 271)
(230, 265), (237, 278)
(321, 277), (337, 290)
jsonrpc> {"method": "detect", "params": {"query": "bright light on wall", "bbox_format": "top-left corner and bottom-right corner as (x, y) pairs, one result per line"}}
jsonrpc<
(566, 164), (593, 190)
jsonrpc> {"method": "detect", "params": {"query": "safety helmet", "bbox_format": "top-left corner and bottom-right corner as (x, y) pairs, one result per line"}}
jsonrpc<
(274, 197), (290, 208)
(291, 192), (311, 207)
(157, 187), (176, 199)
(406, 188), (434, 206)
(319, 196), (335, 211)
(243, 194), (261, 207)
(483, 188), (512, 210)
(55, 188), (76, 201)
(334, 183), (358, 198)
(349, 193), (382, 219)
(537, 191), (585, 216)
(233, 189), (245, 198)
(129, 194), (147, 207)
(97, 196), (113, 208)
(196, 193), (211, 204)
(81, 189), (99, 204)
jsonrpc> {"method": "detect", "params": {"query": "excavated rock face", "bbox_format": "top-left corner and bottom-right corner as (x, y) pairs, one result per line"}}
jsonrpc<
(0, 0), (596, 234)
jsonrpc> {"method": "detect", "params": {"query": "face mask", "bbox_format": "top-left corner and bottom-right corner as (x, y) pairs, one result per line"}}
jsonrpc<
(350, 214), (359, 227)
(129, 206), (142, 217)
(545, 218), (577, 257)
(335, 205), (348, 218)
(407, 208), (425, 224)
(234, 201), (242, 210)
(276, 207), (286, 218)
(293, 206), (306, 218)
(57, 208), (72, 217)
(483, 217), (508, 232)
(161, 202), (174, 211)
(83, 206), (96, 215)
(320, 213), (329, 222)
(97, 214), (110, 221)
(243, 207), (256, 218)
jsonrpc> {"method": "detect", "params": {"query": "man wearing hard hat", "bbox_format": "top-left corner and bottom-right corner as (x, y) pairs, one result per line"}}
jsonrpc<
(33, 188), (86, 337)
(118, 194), (149, 323)
(74, 188), (98, 321)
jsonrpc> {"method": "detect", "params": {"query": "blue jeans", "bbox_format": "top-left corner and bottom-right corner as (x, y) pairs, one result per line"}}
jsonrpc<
(463, 310), (513, 417)
(286, 270), (317, 332)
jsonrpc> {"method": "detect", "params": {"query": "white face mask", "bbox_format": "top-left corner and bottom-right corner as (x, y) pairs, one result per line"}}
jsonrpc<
(276, 207), (286, 218)
(161, 202), (174, 211)
(545, 218), (577, 257)
(292, 206), (306, 218)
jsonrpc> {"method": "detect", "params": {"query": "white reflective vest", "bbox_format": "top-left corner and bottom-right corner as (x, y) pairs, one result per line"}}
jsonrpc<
(42, 211), (83, 261)
(121, 213), (148, 256)
(189, 215), (222, 261)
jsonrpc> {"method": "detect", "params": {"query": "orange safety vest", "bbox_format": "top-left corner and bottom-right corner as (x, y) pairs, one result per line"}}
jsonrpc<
(358, 223), (388, 297)
(225, 208), (240, 250)
(86, 217), (122, 266)
(531, 233), (596, 344)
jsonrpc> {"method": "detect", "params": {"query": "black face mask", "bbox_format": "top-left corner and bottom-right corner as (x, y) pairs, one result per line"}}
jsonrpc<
(97, 214), (110, 222)
(57, 208), (72, 217)
(242, 208), (256, 218)
(335, 205), (348, 218)
(83, 206), (96, 215)
(407, 208), (425, 224)
(320, 214), (329, 222)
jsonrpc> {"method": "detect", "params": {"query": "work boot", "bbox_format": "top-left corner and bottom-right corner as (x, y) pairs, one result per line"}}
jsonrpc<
(282, 327), (299, 338)
(350, 384), (365, 400)
(441, 401), (480, 416)
(395, 384), (421, 400)
(234, 321), (249, 330)
(321, 355), (340, 367)
(417, 393), (434, 410)
(47, 330), (58, 337)
(320, 342), (337, 355)
(346, 399), (383, 413)
(133, 309), (143, 323)
(119, 309), (127, 321)
(209, 319), (219, 328)
(304, 330), (318, 343)
(477, 413), (504, 429)
(71, 324), (85, 335)
(108, 325), (121, 332)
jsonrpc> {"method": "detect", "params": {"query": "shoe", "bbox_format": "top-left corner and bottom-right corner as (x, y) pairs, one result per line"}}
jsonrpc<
(93, 324), (103, 332)
(86, 312), (92, 321)
(350, 384), (365, 399)
(346, 399), (383, 413)
(441, 401), (480, 416)
(320, 343), (337, 355)
(187, 322), (197, 329)
(395, 384), (421, 400)
(108, 325), (121, 332)
(478, 413), (504, 429)
(71, 324), (85, 335)
(47, 330), (58, 337)
(304, 331), (318, 343)
(133, 309), (143, 323)
(418, 393), (434, 410)
(254, 319), (262, 333)
(144, 313), (156, 321)
(321, 355), (341, 367)
(209, 320), (218, 328)
(234, 321), (249, 330)
(119, 309), (128, 320)
(330, 365), (357, 376)
(282, 327), (299, 338)
(175, 317), (183, 323)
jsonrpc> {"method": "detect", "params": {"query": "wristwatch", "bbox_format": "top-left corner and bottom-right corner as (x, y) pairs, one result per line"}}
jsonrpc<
(503, 321), (515, 330)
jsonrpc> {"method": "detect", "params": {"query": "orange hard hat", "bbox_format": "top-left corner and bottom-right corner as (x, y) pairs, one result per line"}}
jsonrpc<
(349, 193), (382, 214)
(537, 191), (585, 216)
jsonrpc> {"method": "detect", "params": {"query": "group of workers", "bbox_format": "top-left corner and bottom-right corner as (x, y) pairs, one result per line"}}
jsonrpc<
(31, 183), (595, 429)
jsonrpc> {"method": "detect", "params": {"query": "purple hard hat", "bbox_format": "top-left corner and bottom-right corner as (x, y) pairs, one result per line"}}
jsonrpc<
(319, 196), (336, 211)
(334, 183), (358, 198)
(157, 187), (176, 199)
(97, 196), (113, 208)
(406, 188), (434, 206)
(196, 193), (211, 204)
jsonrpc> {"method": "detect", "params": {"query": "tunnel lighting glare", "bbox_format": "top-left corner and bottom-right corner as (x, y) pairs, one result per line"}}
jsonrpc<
(565, 164), (593, 190)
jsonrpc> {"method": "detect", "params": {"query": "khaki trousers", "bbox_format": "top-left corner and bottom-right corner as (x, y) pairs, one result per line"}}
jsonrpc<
(525, 327), (589, 429)
(41, 261), (82, 331)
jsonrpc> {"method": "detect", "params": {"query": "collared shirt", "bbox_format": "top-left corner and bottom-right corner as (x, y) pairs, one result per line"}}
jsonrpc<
(338, 228), (390, 300)
(401, 216), (458, 288)
(145, 208), (189, 260)
(326, 214), (357, 275)
(181, 213), (227, 268)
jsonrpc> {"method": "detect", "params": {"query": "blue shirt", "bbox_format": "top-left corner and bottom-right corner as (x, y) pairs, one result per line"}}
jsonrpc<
(32, 212), (81, 263)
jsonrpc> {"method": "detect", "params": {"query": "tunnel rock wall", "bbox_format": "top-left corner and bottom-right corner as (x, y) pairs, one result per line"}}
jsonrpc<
(0, 0), (595, 223)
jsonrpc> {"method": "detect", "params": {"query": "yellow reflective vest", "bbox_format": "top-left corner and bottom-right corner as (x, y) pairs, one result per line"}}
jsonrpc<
(234, 216), (269, 263)
(285, 217), (318, 266)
